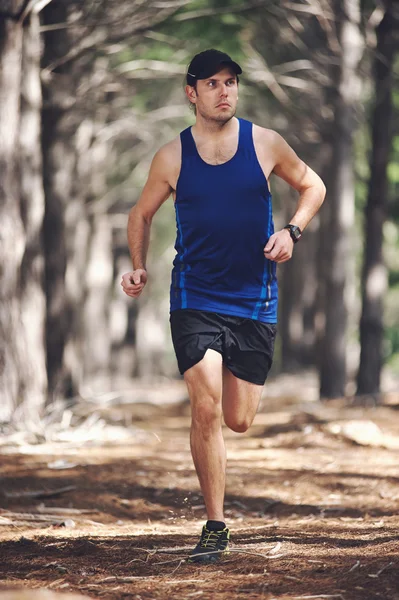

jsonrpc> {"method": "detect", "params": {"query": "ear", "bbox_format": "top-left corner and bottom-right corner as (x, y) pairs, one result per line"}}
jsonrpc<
(185, 84), (197, 105)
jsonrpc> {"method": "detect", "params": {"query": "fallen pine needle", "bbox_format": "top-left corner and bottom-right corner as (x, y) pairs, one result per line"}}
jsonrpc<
(129, 545), (190, 555)
(293, 595), (345, 600)
(124, 558), (147, 565)
(169, 559), (185, 575)
(97, 576), (149, 583)
(307, 560), (324, 564)
(268, 541), (282, 554)
(165, 579), (201, 585)
(4, 486), (76, 499)
(48, 578), (66, 588)
(348, 560), (360, 572)
(155, 547), (284, 565)
(367, 564), (394, 580)
(376, 561), (394, 576)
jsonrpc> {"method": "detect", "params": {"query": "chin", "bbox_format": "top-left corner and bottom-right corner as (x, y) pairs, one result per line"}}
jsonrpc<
(197, 105), (236, 123)
(214, 108), (236, 122)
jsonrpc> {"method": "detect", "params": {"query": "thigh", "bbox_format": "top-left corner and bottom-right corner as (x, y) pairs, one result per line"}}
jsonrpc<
(222, 365), (263, 429)
(184, 349), (223, 424)
(221, 319), (276, 430)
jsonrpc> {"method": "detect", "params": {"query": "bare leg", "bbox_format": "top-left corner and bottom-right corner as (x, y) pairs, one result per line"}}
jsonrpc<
(222, 365), (263, 432)
(184, 349), (225, 521)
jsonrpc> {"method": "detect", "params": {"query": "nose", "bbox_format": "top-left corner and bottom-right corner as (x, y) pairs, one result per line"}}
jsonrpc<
(220, 83), (229, 95)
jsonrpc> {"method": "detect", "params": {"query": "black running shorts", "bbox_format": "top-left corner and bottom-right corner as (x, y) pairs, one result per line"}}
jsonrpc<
(169, 309), (277, 386)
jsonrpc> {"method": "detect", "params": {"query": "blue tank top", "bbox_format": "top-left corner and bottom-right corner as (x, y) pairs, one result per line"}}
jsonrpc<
(170, 118), (278, 323)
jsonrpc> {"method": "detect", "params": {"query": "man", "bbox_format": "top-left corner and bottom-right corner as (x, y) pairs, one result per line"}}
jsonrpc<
(121, 49), (326, 564)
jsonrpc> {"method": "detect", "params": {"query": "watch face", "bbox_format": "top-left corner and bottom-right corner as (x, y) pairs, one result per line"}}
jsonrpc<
(285, 224), (301, 242)
(292, 227), (301, 240)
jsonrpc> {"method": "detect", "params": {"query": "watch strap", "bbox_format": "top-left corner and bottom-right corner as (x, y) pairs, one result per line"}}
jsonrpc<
(283, 224), (302, 243)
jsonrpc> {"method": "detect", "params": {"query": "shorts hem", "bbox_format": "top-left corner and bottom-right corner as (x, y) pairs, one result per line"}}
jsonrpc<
(178, 346), (223, 375)
(224, 364), (268, 386)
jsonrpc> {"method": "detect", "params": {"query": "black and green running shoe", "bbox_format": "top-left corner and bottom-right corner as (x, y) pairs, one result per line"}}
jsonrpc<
(188, 524), (230, 564)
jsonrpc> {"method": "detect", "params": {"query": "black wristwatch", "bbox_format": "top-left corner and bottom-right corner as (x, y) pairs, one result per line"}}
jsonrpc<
(283, 223), (302, 244)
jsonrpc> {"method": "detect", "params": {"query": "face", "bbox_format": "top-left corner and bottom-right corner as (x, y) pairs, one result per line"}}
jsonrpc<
(186, 67), (239, 123)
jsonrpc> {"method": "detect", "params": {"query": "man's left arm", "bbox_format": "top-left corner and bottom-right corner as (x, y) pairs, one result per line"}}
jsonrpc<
(264, 132), (326, 263)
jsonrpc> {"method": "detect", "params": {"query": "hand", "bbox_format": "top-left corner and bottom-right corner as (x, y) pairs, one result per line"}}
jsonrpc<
(264, 229), (294, 263)
(121, 269), (148, 298)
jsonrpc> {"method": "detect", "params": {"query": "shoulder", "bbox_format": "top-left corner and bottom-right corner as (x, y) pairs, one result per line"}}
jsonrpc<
(252, 124), (286, 150)
(152, 136), (181, 168)
(148, 135), (181, 183)
(253, 124), (300, 166)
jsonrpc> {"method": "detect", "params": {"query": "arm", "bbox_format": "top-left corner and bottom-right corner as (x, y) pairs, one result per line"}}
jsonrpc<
(121, 143), (176, 298)
(264, 132), (326, 263)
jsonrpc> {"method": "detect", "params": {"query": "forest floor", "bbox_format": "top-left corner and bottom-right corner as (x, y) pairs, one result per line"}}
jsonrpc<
(1, 375), (399, 600)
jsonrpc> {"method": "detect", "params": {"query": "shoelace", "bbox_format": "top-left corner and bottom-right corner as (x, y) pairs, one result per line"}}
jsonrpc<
(200, 529), (223, 549)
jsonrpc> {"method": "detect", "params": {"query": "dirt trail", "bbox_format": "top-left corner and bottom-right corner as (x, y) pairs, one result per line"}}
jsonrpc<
(1, 389), (399, 599)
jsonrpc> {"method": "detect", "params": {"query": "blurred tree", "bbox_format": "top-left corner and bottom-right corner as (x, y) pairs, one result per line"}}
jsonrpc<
(357, 1), (398, 396)
(237, 2), (331, 372)
(3, 0), (396, 414)
(40, 0), (188, 397)
(319, 0), (364, 398)
(41, 0), (84, 400)
(0, 2), (26, 417)
(19, 10), (47, 414)
(0, 1), (48, 420)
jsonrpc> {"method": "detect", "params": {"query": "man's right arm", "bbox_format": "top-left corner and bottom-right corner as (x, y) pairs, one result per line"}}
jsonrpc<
(121, 142), (177, 298)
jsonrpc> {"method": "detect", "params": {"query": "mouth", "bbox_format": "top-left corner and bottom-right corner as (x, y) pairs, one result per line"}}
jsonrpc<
(216, 103), (231, 108)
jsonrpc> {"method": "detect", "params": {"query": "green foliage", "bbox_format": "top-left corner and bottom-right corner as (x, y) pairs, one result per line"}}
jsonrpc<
(387, 161), (399, 183)
(385, 317), (399, 368)
(159, 0), (247, 59)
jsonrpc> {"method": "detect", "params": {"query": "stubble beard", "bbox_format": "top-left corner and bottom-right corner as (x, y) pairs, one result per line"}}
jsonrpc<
(197, 104), (237, 126)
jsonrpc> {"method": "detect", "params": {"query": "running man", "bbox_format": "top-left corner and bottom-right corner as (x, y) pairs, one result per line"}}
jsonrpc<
(121, 49), (326, 563)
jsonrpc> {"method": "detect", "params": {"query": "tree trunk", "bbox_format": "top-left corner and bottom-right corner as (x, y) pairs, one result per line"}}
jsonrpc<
(78, 69), (114, 380)
(280, 187), (319, 371)
(83, 215), (113, 377)
(18, 11), (47, 413)
(41, 1), (83, 400)
(319, 0), (363, 398)
(357, 2), (397, 396)
(0, 12), (25, 419)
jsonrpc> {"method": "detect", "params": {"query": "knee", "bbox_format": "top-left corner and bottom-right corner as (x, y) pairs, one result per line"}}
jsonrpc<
(191, 396), (222, 430)
(224, 415), (251, 433)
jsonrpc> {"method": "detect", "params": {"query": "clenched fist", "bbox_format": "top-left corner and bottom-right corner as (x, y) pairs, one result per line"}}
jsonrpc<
(121, 269), (148, 298)
(264, 229), (294, 263)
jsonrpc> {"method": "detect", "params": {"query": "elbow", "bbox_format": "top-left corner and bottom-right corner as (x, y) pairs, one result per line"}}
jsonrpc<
(319, 179), (327, 204)
(320, 176), (326, 198)
(311, 175), (326, 207)
(129, 204), (152, 226)
(319, 180), (327, 204)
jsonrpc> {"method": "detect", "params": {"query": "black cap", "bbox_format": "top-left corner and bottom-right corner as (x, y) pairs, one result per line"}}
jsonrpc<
(186, 49), (242, 86)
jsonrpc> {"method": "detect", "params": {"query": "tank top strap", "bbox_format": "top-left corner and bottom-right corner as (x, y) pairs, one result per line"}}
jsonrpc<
(237, 118), (255, 154)
(180, 127), (197, 161)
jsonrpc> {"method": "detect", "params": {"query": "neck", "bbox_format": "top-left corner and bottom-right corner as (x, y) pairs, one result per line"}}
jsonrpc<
(193, 115), (237, 138)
